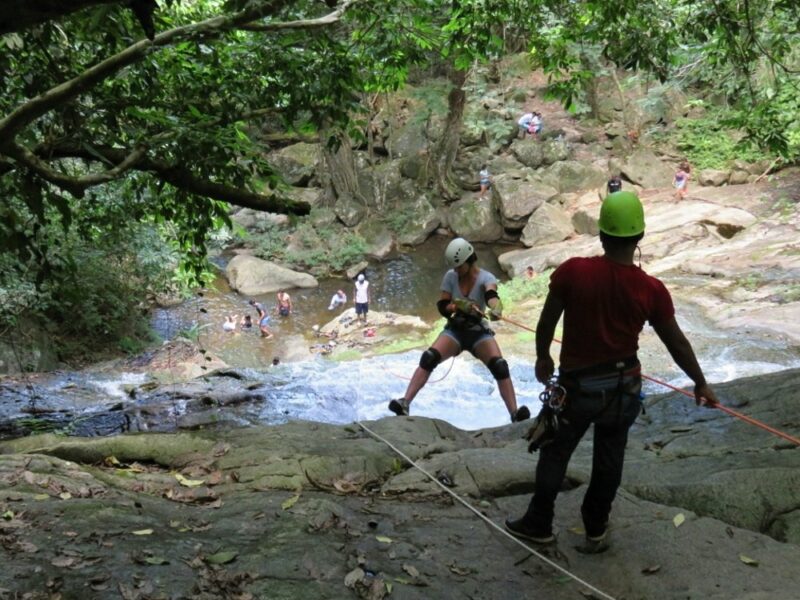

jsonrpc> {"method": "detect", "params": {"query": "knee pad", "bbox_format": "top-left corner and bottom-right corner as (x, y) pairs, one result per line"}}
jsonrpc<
(487, 357), (510, 381)
(419, 347), (442, 372)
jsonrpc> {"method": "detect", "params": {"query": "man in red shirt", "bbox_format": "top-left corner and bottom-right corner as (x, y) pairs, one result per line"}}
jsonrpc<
(506, 191), (718, 553)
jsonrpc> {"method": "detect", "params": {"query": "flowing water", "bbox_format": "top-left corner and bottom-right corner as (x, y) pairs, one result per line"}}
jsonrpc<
(4, 238), (800, 435)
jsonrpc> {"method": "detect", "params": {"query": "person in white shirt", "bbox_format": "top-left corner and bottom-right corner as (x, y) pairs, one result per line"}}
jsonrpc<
(518, 112), (533, 138)
(222, 315), (237, 332)
(328, 289), (347, 311)
(354, 274), (370, 324)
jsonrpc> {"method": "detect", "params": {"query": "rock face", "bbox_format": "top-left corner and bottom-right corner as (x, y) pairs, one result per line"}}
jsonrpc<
(0, 367), (798, 599)
(621, 148), (675, 189)
(225, 254), (318, 295)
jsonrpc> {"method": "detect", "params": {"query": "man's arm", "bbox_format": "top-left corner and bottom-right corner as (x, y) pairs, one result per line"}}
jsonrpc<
(535, 292), (564, 383)
(652, 317), (718, 406)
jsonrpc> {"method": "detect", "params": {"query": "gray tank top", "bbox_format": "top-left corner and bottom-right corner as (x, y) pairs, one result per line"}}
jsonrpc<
(441, 268), (498, 314)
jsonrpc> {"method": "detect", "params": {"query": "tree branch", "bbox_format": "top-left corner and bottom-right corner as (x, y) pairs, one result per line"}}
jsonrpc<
(5, 143), (146, 197)
(0, 0), (293, 141)
(238, 0), (360, 31)
(34, 143), (311, 215)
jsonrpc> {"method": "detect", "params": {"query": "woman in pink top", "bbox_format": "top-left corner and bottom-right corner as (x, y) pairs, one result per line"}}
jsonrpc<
(673, 160), (691, 201)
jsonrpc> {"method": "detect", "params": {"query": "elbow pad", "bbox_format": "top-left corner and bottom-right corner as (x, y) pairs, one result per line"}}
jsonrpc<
(484, 289), (499, 302)
(437, 299), (451, 318)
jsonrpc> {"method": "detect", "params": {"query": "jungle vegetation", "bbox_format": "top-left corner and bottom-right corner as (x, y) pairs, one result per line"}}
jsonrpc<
(1, 0), (798, 362)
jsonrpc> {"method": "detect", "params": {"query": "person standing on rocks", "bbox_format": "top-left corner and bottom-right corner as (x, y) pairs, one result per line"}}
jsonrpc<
(478, 164), (492, 200)
(354, 273), (370, 325)
(506, 191), (718, 553)
(606, 173), (622, 195)
(389, 238), (530, 423)
(673, 160), (691, 201)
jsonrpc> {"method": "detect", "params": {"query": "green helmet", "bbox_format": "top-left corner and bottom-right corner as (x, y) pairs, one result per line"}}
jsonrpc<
(598, 191), (645, 237)
(445, 237), (474, 267)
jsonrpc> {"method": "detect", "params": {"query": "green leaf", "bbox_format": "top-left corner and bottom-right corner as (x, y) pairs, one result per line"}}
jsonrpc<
(205, 551), (238, 564)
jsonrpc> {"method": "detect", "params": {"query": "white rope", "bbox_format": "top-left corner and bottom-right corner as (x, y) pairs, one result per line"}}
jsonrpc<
(357, 420), (617, 600)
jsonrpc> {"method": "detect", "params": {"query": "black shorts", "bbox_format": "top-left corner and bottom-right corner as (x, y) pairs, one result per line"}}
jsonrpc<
(355, 302), (369, 315)
(442, 322), (495, 354)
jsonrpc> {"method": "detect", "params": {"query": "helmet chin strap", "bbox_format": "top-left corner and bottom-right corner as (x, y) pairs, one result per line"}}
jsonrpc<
(635, 244), (642, 268)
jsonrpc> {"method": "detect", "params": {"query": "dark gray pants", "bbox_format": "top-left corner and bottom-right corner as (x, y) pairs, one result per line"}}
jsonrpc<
(523, 371), (642, 537)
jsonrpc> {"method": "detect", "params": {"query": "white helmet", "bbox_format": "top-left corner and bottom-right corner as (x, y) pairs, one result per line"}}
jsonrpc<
(357, 273), (365, 282)
(445, 238), (474, 268)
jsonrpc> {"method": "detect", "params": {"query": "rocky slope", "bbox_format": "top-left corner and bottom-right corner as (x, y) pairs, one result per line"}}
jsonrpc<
(0, 366), (798, 599)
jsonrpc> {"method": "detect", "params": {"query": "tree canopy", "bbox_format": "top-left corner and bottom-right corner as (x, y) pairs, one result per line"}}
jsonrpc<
(0, 0), (798, 353)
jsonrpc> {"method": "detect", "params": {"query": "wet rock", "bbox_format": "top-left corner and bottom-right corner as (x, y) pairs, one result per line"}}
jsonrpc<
(0, 368), (799, 599)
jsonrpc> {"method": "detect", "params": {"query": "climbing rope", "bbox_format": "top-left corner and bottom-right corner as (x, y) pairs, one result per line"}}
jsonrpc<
(383, 356), (457, 383)
(496, 315), (800, 447)
(357, 420), (617, 600)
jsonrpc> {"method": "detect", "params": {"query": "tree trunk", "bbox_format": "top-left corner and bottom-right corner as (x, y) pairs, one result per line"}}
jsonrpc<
(428, 67), (468, 200)
(320, 129), (365, 206)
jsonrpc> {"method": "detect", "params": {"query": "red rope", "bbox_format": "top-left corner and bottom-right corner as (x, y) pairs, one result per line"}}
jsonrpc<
(384, 356), (456, 383)
(498, 315), (800, 447)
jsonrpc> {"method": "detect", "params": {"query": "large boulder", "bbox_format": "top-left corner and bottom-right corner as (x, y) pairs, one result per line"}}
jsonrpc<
(520, 202), (575, 247)
(269, 142), (319, 186)
(728, 169), (751, 185)
(385, 120), (429, 158)
(540, 160), (607, 193)
(355, 157), (405, 207)
(225, 254), (318, 295)
(494, 175), (559, 230)
(356, 221), (394, 260)
(698, 169), (731, 187)
(498, 235), (600, 275)
(230, 208), (290, 232)
(397, 194), (441, 246)
(447, 196), (504, 242)
(571, 190), (602, 235)
(510, 139), (544, 168)
(620, 148), (674, 189)
(334, 194), (367, 227)
(540, 138), (571, 165)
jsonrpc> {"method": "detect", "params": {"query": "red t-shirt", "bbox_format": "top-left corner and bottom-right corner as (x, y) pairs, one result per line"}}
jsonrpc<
(549, 256), (674, 370)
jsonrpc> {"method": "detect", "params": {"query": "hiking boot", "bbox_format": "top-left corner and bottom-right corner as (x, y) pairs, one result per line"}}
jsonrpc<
(512, 405), (531, 423)
(388, 398), (410, 416)
(504, 517), (555, 544)
(576, 529), (609, 554)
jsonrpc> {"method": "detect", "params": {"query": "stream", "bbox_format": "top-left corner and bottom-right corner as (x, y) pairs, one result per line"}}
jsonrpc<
(3, 237), (800, 436)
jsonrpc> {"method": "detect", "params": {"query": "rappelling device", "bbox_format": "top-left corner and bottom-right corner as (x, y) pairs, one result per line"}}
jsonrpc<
(526, 378), (567, 452)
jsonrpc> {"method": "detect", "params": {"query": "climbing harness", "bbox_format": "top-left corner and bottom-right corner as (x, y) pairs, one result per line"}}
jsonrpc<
(357, 420), (618, 600)
(526, 378), (566, 452)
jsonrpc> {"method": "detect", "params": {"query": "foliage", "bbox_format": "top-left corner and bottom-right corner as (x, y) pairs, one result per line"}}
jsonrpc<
(673, 108), (772, 170)
(526, 0), (800, 158)
(252, 222), (366, 274)
(497, 271), (551, 309)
